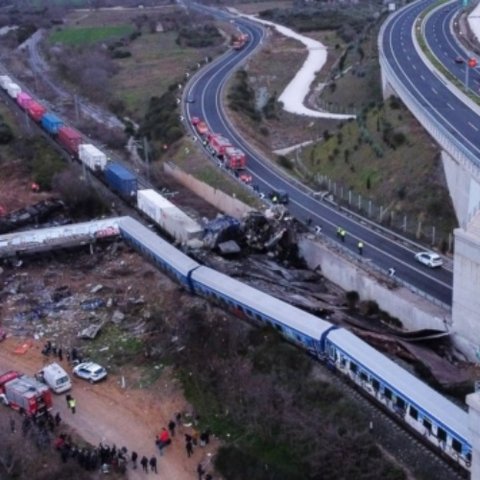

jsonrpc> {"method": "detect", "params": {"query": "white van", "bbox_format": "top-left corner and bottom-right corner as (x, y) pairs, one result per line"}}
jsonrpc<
(39, 362), (72, 394)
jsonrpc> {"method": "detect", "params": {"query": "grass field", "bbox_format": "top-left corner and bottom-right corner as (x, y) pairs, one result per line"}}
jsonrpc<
(110, 31), (225, 117)
(49, 25), (135, 46)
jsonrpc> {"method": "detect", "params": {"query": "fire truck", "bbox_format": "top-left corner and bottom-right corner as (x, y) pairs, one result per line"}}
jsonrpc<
(0, 370), (52, 416)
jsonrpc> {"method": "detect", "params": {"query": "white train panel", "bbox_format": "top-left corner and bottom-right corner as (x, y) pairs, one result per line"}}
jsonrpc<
(137, 189), (203, 244)
(78, 144), (108, 171)
(6, 82), (21, 99)
(0, 75), (12, 89)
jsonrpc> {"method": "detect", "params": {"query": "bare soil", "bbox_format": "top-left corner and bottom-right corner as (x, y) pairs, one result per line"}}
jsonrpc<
(0, 337), (219, 480)
(0, 243), (221, 480)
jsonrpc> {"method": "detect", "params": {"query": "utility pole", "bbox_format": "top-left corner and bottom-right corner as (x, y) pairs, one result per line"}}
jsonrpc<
(143, 136), (150, 184)
(74, 94), (80, 122)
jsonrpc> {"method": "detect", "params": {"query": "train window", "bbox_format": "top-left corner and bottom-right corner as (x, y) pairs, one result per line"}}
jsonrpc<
(423, 419), (432, 432)
(359, 372), (368, 382)
(340, 357), (346, 367)
(246, 309), (253, 317)
(452, 438), (462, 453)
(437, 428), (447, 442)
(255, 313), (262, 321)
(409, 406), (418, 420)
(384, 388), (392, 400)
(275, 323), (283, 332)
(349, 362), (357, 373)
(295, 335), (302, 342)
(371, 379), (379, 391)
(396, 397), (405, 410)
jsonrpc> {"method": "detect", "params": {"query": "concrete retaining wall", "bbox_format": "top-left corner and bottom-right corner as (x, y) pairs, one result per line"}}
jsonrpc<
(299, 237), (449, 332)
(164, 162), (253, 219)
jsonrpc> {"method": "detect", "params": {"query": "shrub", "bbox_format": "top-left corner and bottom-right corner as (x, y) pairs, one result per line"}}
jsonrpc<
(278, 155), (293, 170)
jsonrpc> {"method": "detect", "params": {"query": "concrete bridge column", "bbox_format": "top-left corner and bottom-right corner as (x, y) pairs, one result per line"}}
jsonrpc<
(452, 225), (480, 361)
(467, 392), (480, 478)
(380, 64), (395, 99)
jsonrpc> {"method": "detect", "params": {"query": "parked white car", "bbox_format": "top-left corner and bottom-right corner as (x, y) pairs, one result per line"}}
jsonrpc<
(414, 251), (443, 268)
(73, 362), (107, 383)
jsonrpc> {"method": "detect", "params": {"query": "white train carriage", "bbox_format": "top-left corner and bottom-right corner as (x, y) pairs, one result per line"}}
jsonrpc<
(118, 217), (200, 290)
(324, 328), (472, 469)
(191, 266), (334, 355)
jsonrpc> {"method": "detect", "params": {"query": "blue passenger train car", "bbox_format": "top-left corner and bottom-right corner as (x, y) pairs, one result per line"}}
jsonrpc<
(118, 217), (199, 289)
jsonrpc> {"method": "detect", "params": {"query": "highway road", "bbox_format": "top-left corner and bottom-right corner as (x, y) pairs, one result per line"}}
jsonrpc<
(424, 1), (480, 94)
(183, 2), (453, 306)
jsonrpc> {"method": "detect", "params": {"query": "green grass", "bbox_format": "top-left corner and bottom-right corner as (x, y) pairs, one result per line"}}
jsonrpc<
(109, 31), (215, 117)
(49, 25), (135, 46)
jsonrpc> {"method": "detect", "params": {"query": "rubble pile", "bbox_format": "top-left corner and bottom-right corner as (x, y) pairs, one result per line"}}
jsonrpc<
(0, 244), (172, 357)
(0, 199), (67, 234)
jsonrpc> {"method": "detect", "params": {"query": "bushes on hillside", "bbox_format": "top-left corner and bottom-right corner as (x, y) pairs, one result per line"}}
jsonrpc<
(137, 89), (183, 157)
(176, 24), (223, 48)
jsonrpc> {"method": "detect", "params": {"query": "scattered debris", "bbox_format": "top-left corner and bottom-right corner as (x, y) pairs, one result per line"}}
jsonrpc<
(0, 199), (65, 234)
(80, 298), (105, 311)
(78, 322), (104, 340)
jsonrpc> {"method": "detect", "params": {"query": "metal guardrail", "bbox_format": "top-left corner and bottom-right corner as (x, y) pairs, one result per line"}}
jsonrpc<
(311, 229), (452, 311)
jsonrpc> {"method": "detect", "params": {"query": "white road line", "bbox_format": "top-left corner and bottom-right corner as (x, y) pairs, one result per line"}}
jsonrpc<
(446, 103), (454, 110)
(420, 75), (425, 81)
(431, 87), (438, 94)
(468, 121), (479, 131)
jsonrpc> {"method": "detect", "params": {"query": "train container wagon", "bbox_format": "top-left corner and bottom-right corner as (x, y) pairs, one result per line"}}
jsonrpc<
(26, 101), (47, 122)
(16, 92), (32, 109)
(104, 162), (138, 198)
(41, 113), (63, 135)
(0, 75), (12, 89)
(57, 126), (82, 156)
(137, 189), (203, 244)
(78, 144), (107, 171)
(6, 82), (21, 99)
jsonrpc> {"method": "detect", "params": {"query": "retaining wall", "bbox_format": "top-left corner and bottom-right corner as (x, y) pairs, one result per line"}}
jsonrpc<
(164, 162), (253, 219)
(299, 237), (449, 332)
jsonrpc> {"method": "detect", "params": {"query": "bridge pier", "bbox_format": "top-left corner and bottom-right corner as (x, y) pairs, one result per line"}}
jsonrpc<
(380, 66), (395, 99)
(452, 225), (480, 361)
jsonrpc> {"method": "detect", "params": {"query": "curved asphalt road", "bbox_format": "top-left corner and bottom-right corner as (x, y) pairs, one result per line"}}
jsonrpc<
(184, 2), (453, 305)
(424, 2), (480, 93)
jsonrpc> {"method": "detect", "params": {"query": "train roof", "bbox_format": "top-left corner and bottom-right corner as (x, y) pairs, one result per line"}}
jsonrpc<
(119, 217), (200, 275)
(327, 328), (470, 444)
(192, 266), (332, 339)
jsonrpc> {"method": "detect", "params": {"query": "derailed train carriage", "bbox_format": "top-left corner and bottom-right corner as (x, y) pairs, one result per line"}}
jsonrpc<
(117, 217), (472, 472)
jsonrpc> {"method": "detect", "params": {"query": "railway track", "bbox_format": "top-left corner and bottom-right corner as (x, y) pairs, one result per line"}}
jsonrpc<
(314, 363), (467, 479)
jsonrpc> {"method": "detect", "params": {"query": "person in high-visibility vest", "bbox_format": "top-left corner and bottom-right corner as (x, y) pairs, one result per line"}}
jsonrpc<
(358, 241), (364, 255)
(68, 396), (76, 414)
(340, 229), (346, 242)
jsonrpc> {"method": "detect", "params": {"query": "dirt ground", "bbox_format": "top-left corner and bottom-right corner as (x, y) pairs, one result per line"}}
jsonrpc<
(0, 241), (221, 480)
(0, 160), (53, 214)
(0, 337), (219, 479)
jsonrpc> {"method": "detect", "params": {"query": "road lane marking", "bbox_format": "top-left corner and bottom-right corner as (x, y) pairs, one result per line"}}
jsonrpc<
(446, 103), (454, 110)
(468, 122), (479, 131)
(431, 87), (438, 94)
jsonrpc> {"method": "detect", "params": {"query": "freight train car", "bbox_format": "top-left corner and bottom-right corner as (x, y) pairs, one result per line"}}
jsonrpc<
(104, 162), (138, 199)
(137, 189), (203, 244)
(41, 113), (63, 135)
(78, 144), (108, 171)
(57, 126), (82, 156)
